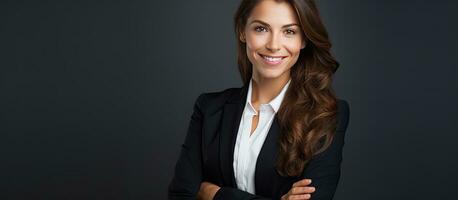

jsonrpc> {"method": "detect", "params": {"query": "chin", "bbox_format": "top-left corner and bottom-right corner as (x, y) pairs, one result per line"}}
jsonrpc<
(256, 67), (289, 79)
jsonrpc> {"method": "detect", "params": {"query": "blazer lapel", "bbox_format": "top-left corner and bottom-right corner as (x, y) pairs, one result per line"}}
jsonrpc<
(219, 83), (248, 187)
(255, 116), (281, 195)
(218, 82), (282, 195)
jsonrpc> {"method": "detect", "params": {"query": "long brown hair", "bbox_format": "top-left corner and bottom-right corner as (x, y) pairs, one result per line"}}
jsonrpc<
(234, 0), (339, 177)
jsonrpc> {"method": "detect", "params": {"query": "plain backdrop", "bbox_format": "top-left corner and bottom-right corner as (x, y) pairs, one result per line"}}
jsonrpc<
(1, 0), (457, 199)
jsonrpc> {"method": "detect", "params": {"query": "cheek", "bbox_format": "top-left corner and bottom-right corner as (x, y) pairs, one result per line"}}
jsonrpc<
(246, 34), (267, 51)
(284, 39), (303, 68)
(284, 39), (303, 55)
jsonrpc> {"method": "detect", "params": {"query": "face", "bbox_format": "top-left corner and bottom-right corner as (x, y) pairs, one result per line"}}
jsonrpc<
(241, 0), (306, 82)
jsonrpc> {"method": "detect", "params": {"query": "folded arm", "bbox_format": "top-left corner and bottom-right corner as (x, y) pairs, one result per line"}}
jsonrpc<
(168, 94), (205, 200)
(169, 97), (349, 200)
(301, 100), (350, 200)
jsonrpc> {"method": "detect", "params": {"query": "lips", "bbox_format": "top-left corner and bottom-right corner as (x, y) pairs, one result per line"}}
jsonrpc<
(258, 53), (287, 65)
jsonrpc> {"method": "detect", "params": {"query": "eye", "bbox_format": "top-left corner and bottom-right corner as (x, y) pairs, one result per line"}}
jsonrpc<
(285, 29), (296, 35)
(254, 26), (268, 32)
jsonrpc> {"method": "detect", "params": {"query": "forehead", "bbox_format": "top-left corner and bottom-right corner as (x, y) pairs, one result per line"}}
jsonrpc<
(247, 0), (299, 25)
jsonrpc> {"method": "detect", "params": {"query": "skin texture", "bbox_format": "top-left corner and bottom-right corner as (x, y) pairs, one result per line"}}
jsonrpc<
(198, 0), (313, 199)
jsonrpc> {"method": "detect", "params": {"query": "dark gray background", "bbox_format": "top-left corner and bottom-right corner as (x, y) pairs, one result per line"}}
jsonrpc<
(1, 0), (457, 199)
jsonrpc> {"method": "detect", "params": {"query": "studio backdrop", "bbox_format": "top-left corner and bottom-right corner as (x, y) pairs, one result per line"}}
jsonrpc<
(1, 0), (457, 199)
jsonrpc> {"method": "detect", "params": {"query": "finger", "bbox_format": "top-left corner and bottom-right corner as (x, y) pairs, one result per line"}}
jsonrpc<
(290, 194), (311, 200)
(292, 179), (312, 187)
(290, 186), (315, 195)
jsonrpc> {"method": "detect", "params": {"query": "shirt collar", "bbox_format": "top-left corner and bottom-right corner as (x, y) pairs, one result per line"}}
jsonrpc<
(246, 78), (291, 114)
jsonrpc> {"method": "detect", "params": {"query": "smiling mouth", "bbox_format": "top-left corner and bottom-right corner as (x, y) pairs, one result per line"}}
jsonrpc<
(258, 53), (287, 65)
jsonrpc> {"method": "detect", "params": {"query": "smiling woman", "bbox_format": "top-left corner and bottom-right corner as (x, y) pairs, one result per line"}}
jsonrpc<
(242, 0), (306, 81)
(168, 0), (350, 200)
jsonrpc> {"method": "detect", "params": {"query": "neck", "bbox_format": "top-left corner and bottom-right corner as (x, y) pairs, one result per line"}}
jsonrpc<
(250, 73), (290, 104)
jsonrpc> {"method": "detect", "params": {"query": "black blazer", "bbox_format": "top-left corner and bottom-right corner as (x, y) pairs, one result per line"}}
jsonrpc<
(168, 83), (350, 200)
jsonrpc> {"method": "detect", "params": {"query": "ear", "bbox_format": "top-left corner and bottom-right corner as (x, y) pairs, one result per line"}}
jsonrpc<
(239, 32), (246, 43)
(301, 40), (307, 49)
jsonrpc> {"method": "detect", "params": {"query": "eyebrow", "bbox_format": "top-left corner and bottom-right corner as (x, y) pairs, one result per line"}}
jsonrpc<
(249, 19), (299, 28)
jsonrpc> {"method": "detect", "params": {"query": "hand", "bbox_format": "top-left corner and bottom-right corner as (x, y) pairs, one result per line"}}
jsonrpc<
(281, 179), (315, 200)
(197, 181), (221, 200)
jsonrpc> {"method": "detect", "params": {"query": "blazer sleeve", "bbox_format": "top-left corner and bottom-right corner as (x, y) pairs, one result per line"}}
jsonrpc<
(168, 94), (206, 200)
(301, 100), (350, 200)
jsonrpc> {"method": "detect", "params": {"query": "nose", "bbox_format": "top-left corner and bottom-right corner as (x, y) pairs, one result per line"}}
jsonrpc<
(266, 32), (281, 52)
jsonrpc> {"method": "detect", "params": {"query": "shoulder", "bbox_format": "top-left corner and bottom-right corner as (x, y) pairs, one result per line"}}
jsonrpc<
(193, 87), (241, 115)
(336, 99), (350, 132)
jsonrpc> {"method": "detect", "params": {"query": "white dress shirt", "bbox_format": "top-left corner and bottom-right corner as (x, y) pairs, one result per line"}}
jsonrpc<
(232, 78), (291, 194)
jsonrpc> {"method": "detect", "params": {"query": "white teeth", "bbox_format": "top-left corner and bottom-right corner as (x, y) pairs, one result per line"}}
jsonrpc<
(262, 55), (282, 62)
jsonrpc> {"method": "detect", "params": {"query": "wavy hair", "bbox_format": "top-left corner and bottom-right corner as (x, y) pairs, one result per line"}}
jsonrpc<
(234, 0), (339, 176)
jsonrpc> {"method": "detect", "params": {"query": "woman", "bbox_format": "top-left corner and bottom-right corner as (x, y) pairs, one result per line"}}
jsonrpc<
(168, 0), (349, 199)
